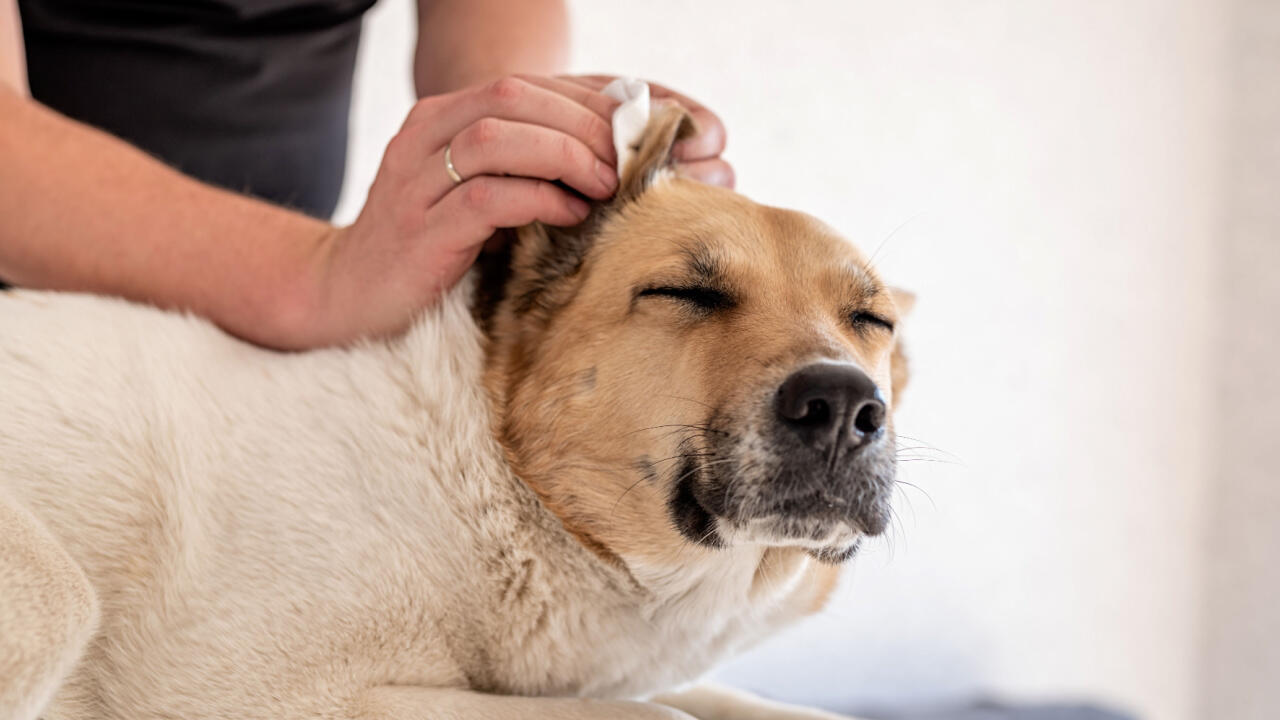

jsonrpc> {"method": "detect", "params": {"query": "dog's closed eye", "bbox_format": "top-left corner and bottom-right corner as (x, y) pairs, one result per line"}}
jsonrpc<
(849, 311), (894, 333)
(637, 285), (736, 312)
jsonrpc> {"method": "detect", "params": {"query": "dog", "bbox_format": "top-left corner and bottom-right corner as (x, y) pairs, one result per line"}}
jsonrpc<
(0, 102), (913, 720)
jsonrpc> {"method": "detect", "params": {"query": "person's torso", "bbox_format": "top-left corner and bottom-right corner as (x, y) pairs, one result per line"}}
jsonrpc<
(19, 0), (378, 218)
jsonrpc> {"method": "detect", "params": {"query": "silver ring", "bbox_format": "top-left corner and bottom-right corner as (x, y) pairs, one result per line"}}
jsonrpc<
(443, 143), (464, 184)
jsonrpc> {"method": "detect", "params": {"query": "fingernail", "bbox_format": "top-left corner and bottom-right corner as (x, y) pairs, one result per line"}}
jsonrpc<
(568, 196), (591, 218)
(596, 160), (618, 193)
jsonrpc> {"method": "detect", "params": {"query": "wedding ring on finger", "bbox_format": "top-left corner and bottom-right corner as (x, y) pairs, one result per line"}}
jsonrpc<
(443, 143), (464, 184)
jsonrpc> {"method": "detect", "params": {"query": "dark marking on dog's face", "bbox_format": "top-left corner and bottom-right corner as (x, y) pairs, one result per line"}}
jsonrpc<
(482, 106), (910, 567)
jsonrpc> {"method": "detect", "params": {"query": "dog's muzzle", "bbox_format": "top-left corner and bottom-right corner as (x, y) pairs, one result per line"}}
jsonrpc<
(669, 362), (896, 554)
(761, 362), (894, 536)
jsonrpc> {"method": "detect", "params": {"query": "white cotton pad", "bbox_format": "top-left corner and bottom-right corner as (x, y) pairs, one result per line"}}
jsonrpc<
(601, 78), (651, 178)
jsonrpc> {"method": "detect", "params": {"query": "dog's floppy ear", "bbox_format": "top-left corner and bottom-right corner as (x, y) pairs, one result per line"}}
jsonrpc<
(615, 100), (698, 202)
(476, 101), (699, 330)
(889, 287), (916, 317)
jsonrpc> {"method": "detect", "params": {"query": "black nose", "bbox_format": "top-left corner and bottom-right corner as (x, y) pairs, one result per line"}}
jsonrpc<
(775, 363), (887, 451)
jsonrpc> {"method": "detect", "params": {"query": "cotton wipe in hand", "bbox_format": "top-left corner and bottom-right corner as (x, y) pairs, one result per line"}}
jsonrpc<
(602, 78), (650, 178)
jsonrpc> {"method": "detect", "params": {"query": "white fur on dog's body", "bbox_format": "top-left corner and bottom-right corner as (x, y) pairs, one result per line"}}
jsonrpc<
(0, 282), (833, 720)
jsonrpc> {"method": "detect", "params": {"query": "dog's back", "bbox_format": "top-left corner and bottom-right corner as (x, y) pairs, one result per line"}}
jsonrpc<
(1, 290), (224, 615)
(0, 288), (378, 604)
(0, 287), (506, 717)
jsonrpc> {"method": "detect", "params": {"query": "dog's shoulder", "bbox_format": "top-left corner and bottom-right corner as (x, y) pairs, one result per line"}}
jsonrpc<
(0, 288), (223, 394)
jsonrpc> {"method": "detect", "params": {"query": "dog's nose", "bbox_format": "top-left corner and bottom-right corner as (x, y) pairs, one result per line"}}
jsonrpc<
(775, 363), (886, 451)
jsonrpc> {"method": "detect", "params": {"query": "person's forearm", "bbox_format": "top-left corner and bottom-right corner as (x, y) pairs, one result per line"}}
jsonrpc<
(413, 0), (569, 97)
(0, 87), (334, 349)
(1, 0), (27, 95)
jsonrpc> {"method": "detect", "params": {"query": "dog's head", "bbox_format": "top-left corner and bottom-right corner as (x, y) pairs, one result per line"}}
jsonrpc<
(479, 103), (912, 568)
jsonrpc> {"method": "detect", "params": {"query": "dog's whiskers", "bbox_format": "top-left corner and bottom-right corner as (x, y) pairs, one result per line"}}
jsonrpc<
(893, 479), (937, 510)
(894, 434), (962, 462)
(655, 394), (716, 411)
(862, 210), (925, 273)
(623, 422), (726, 438)
(894, 457), (960, 466)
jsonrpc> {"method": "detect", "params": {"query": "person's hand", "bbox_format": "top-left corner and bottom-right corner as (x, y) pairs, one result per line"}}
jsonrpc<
(299, 74), (732, 346)
(562, 75), (734, 189)
(305, 75), (619, 344)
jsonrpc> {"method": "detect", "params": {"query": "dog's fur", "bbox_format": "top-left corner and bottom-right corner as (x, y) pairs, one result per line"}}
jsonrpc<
(0, 104), (911, 720)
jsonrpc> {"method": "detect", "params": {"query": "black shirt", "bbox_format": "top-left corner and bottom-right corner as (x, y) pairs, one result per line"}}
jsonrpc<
(19, 0), (378, 219)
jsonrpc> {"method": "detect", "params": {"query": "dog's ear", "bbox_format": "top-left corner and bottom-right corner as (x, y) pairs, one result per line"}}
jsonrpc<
(615, 100), (698, 202)
(477, 102), (699, 331)
(473, 221), (594, 338)
(888, 287), (915, 405)
(890, 334), (910, 406)
(889, 287), (916, 317)
(506, 221), (595, 321)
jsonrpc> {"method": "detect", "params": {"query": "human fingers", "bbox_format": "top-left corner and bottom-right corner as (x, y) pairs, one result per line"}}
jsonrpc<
(677, 158), (735, 189)
(430, 175), (591, 246)
(405, 76), (616, 165)
(430, 118), (617, 205)
(513, 74), (620, 121)
(562, 75), (726, 162)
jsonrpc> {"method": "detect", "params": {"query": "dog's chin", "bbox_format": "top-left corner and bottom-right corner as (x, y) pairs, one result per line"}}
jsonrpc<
(668, 451), (894, 562)
(718, 515), (865, 564)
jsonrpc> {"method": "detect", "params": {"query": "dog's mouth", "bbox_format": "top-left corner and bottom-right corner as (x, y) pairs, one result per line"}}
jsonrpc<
(664, 440), (894, 561)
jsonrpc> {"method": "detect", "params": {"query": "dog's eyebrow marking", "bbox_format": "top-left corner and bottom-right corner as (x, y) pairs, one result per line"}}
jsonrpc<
(681, 243), (726, 285)
(630, 241), (738, 315)
(844, 265), (885, 303)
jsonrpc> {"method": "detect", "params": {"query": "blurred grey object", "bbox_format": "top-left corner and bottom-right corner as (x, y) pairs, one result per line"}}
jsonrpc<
(859, 701), (1136, 720)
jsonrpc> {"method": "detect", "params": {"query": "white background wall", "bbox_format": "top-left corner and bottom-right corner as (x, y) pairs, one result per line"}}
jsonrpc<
(337, 3), (1273, 720)
(1201, 2), (1280, 719)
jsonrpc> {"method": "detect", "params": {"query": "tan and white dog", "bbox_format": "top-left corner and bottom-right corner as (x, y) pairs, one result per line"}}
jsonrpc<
(0, 104), (912, 720)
